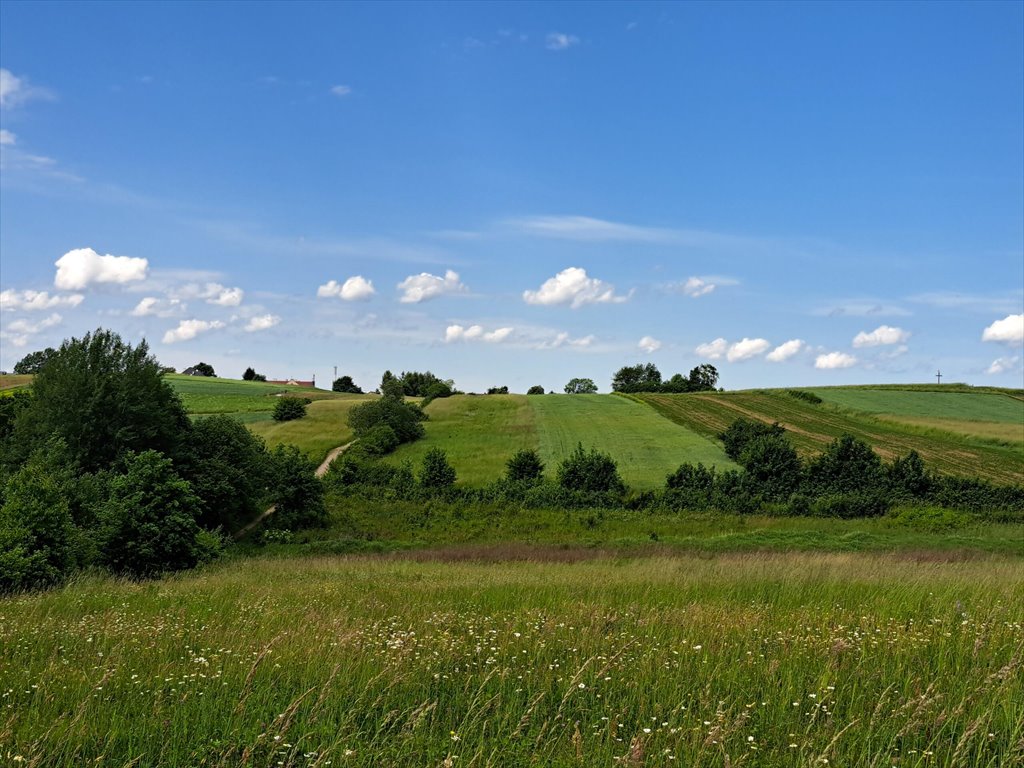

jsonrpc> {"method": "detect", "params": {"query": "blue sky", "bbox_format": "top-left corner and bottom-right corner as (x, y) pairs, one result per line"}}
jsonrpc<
(1, 0), (1022, 392)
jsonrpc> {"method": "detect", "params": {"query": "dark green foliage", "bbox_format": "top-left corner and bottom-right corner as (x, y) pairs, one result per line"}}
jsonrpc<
(486, 386), (509, 395)
(612, 363), (662, 393)
(687, 364), (719, 392)
(380, 376), (406, 402)
(0, 447), (77, 591)
(272, 397), (309, 422)
(421, 380), (454, 406)
(243, 367), (257, 381)
(419, 448), (457, 489)
(348, 398), (425, 444)
(8, 329), (191, 473)
(557, 443), (625, 495)
(661, 373), (691, 393)
(887, 451), (932, 499)
(806, 434), (884, 495)
(787, 389), (822, 404)
(664, 462), (717, 508)
(0, 389), (32, 440)
(361, 425), (399, 456)
(332, 375), (364, 394)
(505, 449), (544, 484)
(527, 385), (546, 395)
(187, 362), (216, 377)
(185, 416), (270, 531)
(738, 433), (803, 501)
(399, 370), (451, 398)
(811, 493), (889, 519)
(13, 347), (57, 374)
(97, 451), (205, 576)
(929, 476), (1024, 516)
(268, 445), (327, 530)
(719, 418), (786, 461)
(564, 378), (598, 395)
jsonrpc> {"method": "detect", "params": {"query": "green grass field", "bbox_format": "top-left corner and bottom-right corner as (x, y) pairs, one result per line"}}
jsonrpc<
(167, 375), (344, 418)
(636, 391), (1024, 485)
(0, 374), (32, 391)
(4, 552), (1021, 767)
(383, 395), (738, 489)
(248, 396), (373, 462)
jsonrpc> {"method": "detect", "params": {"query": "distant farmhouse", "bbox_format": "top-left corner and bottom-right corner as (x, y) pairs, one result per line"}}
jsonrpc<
(266, 376), (316, 388)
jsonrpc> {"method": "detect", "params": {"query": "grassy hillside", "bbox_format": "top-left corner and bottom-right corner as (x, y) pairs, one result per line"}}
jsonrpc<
(248, 397), (372, 462)
(384, 394), (738, 488)
(636, 390), (1023, 485)
(6, 552), (1022, 767)
(167, 374), (343, 419)
(0, 374), (32, 391)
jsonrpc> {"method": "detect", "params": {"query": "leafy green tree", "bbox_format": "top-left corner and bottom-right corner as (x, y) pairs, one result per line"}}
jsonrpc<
(273, 397), (308, 421)
(719, 419), (786, 461)
(661, 373), (691, 393)
(564, 378), (598, 395)
(348, 398), (425, 444)
(243, 367), (257, 381)
(399, 370), (448, 397)
(664, 462), (717, 508)
(738, 433), (803, 501)
(486, 386), (509, 395)
(187, 362), (216, 377)
(8, 329), (191, 473)
(267, 445), (327, 530)
(887, 450), (932, 499)
(419, 447), (456, 489)
(505, 449), (544, 484)
(0, 446), (77, 591)
(13, 347), (57, 375)
(556, 443), (625, 494)
(0, 389), (32, 440)
(185, 416), (270, 531)
(526, 385), (545, 395)
(97, 451), (205, 576)
(332, 375), (364, 394)
(612, 363), (662, 393)
(688, 364), (719, 392)
(360, 424), (399, 455)
(806, 434), (884, 495)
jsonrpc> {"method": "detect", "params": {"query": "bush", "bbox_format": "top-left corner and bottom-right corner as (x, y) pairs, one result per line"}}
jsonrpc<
(738, 433), (803, 501)
(332, 375), (364, 394)
(664, 462), (716, 509)
(787, 390), (822, 404)
(348, 398), (425, 444)
(887, 505), (974, 532)
(183, 415), (270, 531)
(556, 443), (625, 495)
(486, 386), (509, 395)
(527, 385), (545, 395)
(811, 493), (889, 519)
(361, 424), (399, 456)
(505, 449), (544, 484)
(0, 447), (78, 591)
(719, 419), (786, 462)
(267, 445), (327, 530)
(806, 435), (884, 496)
(420, 448), (457, 489)
(564, 378), (598, 395)
(273, 397), (309, 422)
(887, 451), (932, 499)
(97, 450), (205, 576)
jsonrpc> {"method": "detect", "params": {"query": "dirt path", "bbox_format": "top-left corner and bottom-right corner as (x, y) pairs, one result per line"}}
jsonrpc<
(233, 441), (354, 540)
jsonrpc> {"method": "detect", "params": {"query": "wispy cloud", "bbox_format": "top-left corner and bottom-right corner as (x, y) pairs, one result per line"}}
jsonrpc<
(0, 289), (83, 312)
(244, 314), (280, 332)
(0, 129), (15, 146)
(545, 32), (580, 51)
(0, 68), (55, 109)
(908, 291), (1023, 315)
(329, 84), (353, 97)
(766, 339), (805, 362)
(852, 325), (911, 348)
(444, 324), (514, 343)
(812, 299), (911, 318)
(162, 319), (225, 344)
(638, 335), (661, 353)
(986, 356), (1020, 375)
(0, 312), (62, 347)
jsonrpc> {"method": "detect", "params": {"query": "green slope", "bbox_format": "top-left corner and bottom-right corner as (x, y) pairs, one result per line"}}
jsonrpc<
(637, 390), (1024, 485)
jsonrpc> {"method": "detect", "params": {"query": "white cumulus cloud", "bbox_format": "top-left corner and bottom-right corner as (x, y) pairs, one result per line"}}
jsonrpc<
(981, 314), (1024, 345)
(852, 325), (911, 348)
(54, 247), (148, 290)
(815, 352), (858, 369)
(0, 68), (53, 109)
(681, 277), (715, 297)
(695, 338), (728, 359)
(727, 338), (771, 362)
(766, 339), (805, 362)
(131, 297), (185, 317)
(986, 356), (1020, 375)
(638, 336), (662, 353)
(523, 267), (629, 309)
(0, 129), (15, 145)
(445, 324), (514, 343)
(0, 313), (62, 347)
(398, 270), (466, 303)
(0, 289), (83, 312)
(244, 314), (281, 332)
(545, 32), (579, 50)
(317, 276), (376, 301)
(161, 319), (225, 344)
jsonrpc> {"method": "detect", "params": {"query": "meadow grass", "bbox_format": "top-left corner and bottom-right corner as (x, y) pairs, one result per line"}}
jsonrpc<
(247, 397), (372, 462)
(166, 375), (345, 417)
(530, 395), (738, 489)
(805, 388), (1023, 423)
(0, 374), (32, 391)
(636, 392), (1024, 485)
(384, 396), (539, 485)
(3, 552), (1021, 767)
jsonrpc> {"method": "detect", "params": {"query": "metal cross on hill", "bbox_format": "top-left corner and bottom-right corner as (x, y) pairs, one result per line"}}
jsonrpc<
(936, 370), (943, 384)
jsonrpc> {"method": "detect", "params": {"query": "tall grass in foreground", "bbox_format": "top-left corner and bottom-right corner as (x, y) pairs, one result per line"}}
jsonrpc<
(2, 552), (1022, 767)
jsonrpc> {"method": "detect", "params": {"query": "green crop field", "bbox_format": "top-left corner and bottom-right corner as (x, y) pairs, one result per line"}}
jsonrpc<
(167, 374), (344, 418)
(4, 551), (1022, 767)
(637, 391), (1024, 486)
(0, 374), (32, 391)
(383, 395), (738, 489)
